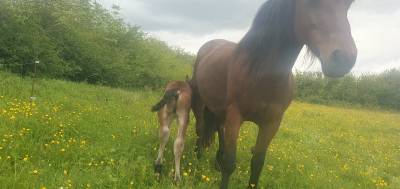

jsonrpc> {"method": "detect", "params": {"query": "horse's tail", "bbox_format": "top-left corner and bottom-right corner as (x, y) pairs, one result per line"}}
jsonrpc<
(200, 107), (219, 147)
(151, 89), (180, 112)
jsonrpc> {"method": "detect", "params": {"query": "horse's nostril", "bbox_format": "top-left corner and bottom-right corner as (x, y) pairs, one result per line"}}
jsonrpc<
(322, 49), (356, 78)
(331, 50), (350, 66)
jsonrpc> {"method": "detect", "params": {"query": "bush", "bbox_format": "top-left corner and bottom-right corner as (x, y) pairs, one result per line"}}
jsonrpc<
(0, 0), (194, 89)
(294, 69), (400, 110)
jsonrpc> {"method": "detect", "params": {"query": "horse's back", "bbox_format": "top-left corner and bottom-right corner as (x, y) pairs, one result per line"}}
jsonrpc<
(193, 39), (237, 114)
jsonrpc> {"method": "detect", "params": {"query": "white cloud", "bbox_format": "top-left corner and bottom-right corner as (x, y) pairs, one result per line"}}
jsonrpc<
(149, 29), (246, 53)
(349, 9), (400, 73)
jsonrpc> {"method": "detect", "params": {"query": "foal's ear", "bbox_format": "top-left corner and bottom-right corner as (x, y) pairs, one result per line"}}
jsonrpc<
(185, 75), (190, 83)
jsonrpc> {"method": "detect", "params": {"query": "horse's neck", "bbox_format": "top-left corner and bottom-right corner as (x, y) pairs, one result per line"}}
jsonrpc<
(253, 44), (303, 81)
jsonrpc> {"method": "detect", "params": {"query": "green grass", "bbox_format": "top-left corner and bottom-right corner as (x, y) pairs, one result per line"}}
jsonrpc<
(0, 71), (399, 189)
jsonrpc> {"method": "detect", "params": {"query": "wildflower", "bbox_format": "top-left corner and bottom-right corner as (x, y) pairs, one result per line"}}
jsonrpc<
(183, 172), (188, 177)
(32, 170), (39, 174)
(201, 175), (210, 182)
(342, 164), (349, 171)
(64, 170), (68, 175)
(266, 165), (274, 171)
(60, 148), (66, 152)
(66, 179), (73, 187)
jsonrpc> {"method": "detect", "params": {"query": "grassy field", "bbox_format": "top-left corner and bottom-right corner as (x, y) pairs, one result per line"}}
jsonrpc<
(0, 71), (399, 189)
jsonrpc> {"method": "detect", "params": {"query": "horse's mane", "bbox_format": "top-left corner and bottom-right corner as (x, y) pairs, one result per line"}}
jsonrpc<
(237, 0), (297, 70)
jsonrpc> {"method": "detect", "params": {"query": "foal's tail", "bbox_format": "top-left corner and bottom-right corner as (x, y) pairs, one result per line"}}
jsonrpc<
(151, 89), (180, 112)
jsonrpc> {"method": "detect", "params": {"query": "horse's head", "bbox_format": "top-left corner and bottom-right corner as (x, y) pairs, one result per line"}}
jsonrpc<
(295, 0), (357, 78)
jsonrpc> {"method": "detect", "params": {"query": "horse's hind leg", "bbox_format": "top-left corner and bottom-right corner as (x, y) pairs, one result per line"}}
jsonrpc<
(154, 107), (173, 176)
(215, 122), (224, 172)
(173, 108), (189, 182)
(220, 106), (243, 189)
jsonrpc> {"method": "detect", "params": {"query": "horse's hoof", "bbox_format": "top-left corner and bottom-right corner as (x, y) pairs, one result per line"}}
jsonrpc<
(196, 149), (203, 159)
(248, 183), (257, 189)
(214, 159), (222, 172)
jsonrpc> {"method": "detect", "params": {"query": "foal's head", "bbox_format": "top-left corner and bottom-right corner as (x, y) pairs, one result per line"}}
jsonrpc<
(295, 0), (357, 78)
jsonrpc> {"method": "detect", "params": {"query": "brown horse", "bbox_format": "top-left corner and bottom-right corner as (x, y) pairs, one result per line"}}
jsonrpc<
(191, 0), (357, 188)
(152, 79), (192, 182)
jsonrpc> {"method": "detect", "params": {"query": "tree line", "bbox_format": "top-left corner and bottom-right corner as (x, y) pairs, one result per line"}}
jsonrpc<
(0, 0), (398, 110)
(294, 70), (400, 110)
(0, 0), (194, 89)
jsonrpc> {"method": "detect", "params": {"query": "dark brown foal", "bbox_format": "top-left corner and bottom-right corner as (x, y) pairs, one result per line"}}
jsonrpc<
(152, 80), (192, 182)
(192, 0), (357, 188)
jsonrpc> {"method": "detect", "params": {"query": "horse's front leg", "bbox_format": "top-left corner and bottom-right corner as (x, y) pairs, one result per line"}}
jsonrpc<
(248, 116), (283, 188)
(220, 106), (242, 189)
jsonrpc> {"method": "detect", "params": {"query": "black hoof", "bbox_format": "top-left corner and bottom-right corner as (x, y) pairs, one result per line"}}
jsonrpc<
(154, 163), (163, 174)
(214, 159), (222, 172)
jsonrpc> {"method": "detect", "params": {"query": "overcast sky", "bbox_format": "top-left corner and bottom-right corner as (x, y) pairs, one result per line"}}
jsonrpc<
(99, 0), (400, 74)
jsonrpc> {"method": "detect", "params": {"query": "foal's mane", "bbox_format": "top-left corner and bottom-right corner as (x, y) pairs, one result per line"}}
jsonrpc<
(237, 0), (297, 70)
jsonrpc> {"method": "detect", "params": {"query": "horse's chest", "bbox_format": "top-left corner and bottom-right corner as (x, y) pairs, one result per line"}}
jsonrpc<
(238, 83), (293, 120)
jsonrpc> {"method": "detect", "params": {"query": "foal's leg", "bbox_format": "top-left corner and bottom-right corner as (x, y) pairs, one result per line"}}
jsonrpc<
(248, 116), (282, 189)
(173, 108), (189, 182)
(154, 107), (174, 176)
(220, 106), (242, 189)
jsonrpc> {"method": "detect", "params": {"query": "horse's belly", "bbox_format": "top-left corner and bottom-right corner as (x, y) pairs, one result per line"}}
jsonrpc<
(196, 57), (228, 114)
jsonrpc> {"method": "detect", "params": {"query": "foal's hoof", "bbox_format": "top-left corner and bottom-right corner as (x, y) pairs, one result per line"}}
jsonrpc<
(173, 175), (181, 184)
(154, 164), (163, 175)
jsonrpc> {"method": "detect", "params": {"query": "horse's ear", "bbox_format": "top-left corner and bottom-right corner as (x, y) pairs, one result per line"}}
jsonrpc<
(185, 75), (190, 82)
